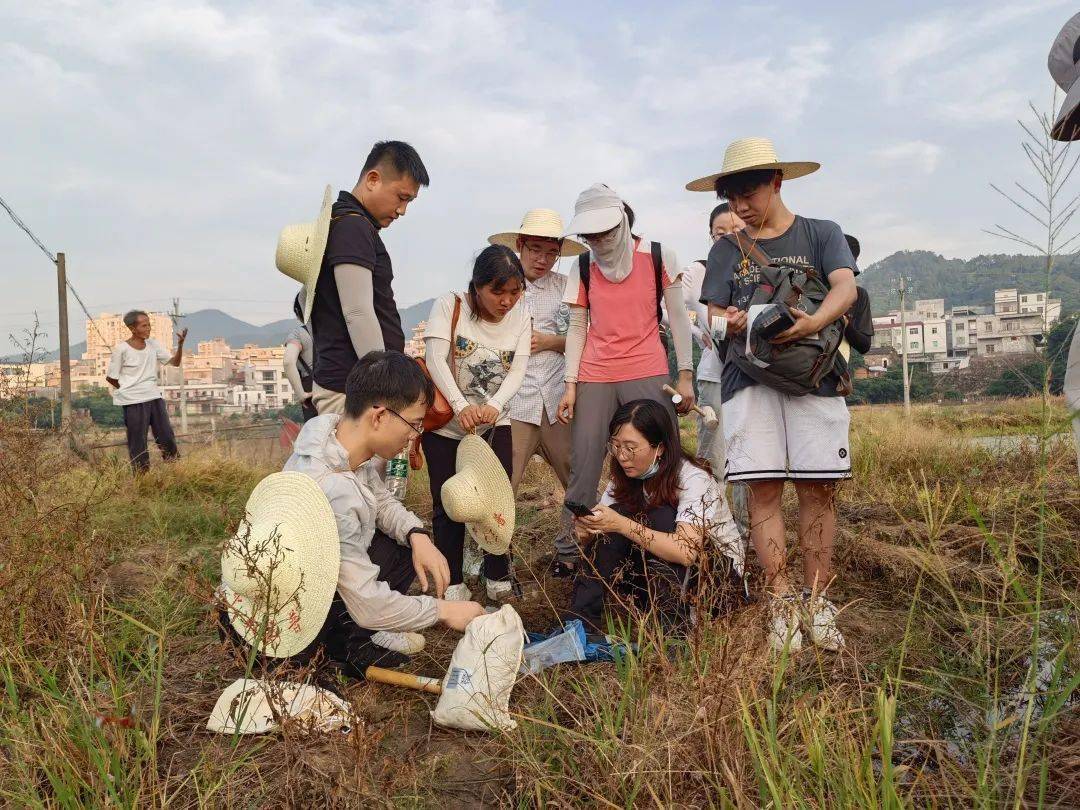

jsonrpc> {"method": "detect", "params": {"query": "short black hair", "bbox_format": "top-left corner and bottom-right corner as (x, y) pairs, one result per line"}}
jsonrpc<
(714, 168), (780, 200)
(844, 234), (861, 261)
(344, 350), (433, 418)
(360, 141), (430, 187)
(709, 202), (730, 230)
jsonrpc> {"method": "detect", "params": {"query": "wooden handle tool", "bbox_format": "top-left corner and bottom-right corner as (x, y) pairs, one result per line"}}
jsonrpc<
(661, 384), (718, 427)
(365, 666), (443, 694)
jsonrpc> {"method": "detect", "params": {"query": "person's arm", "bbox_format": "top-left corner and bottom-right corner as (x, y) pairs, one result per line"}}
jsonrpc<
(663, 283), (693, 373)
(774, 268), (857, 344)
(486, 322), (532, 414)
(335, 264), (385, 358)
(282, 341), (308, 403)
(579, 505), (703, 567)
(532, 332), (566, 354)
(423, 337), (468, 414)
(164, 330), (187, 367)
(105, 345), (122, 389)
(556, 306), (588, 423)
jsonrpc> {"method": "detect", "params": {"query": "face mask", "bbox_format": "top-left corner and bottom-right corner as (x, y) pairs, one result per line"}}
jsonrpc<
(632, 446), (661, 480)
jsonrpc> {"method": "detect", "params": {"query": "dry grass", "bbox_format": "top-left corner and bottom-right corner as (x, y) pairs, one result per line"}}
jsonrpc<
(1, 397), (1077, 807)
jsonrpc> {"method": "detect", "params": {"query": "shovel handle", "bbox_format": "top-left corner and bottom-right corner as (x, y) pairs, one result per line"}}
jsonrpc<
(365, 666), (443, 694)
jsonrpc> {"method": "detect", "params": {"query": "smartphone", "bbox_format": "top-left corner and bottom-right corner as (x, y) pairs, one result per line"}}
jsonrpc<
(563, 499), (595, 518)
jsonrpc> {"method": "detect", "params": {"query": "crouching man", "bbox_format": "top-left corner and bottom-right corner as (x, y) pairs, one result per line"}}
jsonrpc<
(221, 350), (485, 676)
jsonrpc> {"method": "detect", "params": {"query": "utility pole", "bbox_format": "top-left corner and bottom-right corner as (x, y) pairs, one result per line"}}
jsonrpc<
(897, 276), (911, 414)
(56, 252), (72, 427)
(171, 298), (188, 432)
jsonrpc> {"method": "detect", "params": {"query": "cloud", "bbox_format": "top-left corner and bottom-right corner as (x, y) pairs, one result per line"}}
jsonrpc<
(873, 140), (943, 174)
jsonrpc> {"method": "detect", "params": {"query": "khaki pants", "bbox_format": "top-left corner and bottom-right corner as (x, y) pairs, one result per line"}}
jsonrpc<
(510, 417), (575, 559)
(312, 383), (346, 416)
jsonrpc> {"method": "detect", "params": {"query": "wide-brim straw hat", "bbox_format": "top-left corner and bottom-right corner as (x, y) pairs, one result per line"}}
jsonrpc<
(1049, 12), (1080, 141)
(220, 471), (340, 659)
(441, 433), (515, 555)
(488, 209), (587, 256)
(685, 137), (820, 192)
(275, 186), (333, 324)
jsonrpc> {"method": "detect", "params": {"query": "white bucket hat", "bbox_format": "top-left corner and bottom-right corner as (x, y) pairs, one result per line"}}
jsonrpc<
(275, 186), (333, 324)
(441, 433), (515, 555)
(220, 471), (340, 659)
(489, 209), (587, 256)
(563, 184), (626, 236)
(685, 137), (820, 192)
(1049, 12), (1080, 141)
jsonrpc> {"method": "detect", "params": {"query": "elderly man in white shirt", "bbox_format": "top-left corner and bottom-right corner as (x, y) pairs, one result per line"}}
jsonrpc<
(489, 210), (588, 577)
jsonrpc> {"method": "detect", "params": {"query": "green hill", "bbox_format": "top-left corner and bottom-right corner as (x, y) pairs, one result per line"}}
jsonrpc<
(859, 250), (1080, 316)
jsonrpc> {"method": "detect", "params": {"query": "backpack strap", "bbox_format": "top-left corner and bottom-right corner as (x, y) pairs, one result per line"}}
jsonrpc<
(650, 241), (664, 324)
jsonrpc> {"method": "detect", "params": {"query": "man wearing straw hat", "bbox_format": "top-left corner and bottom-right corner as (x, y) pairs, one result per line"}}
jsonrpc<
(275, 141), (430, 416)
(690, 137), (858, 654)
(488, 209), (587, 577)
(222, 350), (486, 672)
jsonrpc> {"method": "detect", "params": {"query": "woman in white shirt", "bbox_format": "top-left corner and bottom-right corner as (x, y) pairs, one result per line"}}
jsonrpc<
(566, 398), (744, 633)
(422, 245), (532, 602)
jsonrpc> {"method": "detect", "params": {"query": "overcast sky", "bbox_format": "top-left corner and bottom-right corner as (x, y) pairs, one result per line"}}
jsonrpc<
(2, 0), (1077, 354)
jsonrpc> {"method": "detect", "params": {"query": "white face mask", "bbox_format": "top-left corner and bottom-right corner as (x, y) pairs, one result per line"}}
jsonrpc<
(590, 212), (633, 283)
(630, 445), (661, 480)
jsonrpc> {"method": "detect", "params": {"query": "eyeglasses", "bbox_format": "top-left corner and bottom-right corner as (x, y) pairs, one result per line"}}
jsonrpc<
(384, 406), (424, 437)
(606, 439), (652, 459)
(582, 226), (619, 246)
(521, 240), (562, 261)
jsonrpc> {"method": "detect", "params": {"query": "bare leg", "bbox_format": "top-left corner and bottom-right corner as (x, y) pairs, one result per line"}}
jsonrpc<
(794, 481), (837, 592)
(747, 480), (788, 595)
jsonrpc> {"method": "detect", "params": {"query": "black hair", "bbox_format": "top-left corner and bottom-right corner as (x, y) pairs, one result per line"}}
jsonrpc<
(714, 168), (780, 200)
(466, 245), (525, 321)
(623, 201), (637, 234)
(844, 234), (861, 261)
(708, 202), (731, 230)
(607, 399), (706, 513)
(292, 292), (304, 322)
(344, 350), (433, 418)
(360, 140), (430, 187)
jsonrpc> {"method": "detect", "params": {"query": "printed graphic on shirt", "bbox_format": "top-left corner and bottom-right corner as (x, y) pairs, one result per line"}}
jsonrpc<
(462, 354), (513, 400)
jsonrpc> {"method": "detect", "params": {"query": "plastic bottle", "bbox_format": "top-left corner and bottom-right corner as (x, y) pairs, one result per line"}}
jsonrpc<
(385, 450), (409, 500)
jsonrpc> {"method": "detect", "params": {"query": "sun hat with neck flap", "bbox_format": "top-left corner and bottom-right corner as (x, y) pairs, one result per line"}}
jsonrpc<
(563, 184), (627, 236)
(275, 185), (333, 324)
(685, 137), (819, 192)
(219, 471), (340, 659)
(1049, 11), (1080, 141)
(489, 209), (587, 257)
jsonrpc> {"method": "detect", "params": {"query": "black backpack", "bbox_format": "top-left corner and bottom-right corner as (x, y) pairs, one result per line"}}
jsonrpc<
(578, 241), (664, 325)
(724, 232), (850, 397)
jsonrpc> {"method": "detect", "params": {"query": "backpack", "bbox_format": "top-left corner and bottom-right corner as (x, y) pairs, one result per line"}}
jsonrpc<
(578, 241), (664, 325)
(724, 232), (851, 397)
(843, 287), (874, 355)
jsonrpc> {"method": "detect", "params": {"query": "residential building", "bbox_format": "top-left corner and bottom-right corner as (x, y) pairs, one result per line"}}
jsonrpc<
(83, 311), (174, 375)
(405, 321), (427, 358)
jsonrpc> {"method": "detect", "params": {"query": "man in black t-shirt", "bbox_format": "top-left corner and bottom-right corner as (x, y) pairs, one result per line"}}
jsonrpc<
(692, 137), (857, 656)
(310, 141), (430, 414)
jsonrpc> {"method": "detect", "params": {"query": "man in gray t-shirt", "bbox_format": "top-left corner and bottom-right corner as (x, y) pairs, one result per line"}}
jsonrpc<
(691, 137), (857, 656)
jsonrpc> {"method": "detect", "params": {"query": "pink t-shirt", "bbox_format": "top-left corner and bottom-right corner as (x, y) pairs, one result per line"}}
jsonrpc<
(564, 238), (673, 383)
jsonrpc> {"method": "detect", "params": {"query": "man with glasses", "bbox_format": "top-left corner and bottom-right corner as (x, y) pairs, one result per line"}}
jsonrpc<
(488, 210), (588, 577)
(282, 349), (485, 666)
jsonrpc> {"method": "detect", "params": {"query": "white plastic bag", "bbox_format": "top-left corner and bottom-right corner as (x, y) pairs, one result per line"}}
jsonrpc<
(431, 604), (525, 732)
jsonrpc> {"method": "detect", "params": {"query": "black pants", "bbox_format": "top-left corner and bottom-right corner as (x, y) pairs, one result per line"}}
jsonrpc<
(220, 530), (417, 678)
(122, 398), (178, 471)
(421, 427), (512, 585)
(566, 503), (690, 634)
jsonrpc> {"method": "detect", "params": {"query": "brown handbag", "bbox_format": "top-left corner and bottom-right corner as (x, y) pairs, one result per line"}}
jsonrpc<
(415, 294), (462, 433)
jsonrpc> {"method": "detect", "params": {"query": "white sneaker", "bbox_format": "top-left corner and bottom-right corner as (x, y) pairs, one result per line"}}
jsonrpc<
(802, 594), (845, 651)
(370, 631), (426, 655)
(485, 579), (515, 602)
(442, 583), (474, 602)
(767, 596), (803, 654)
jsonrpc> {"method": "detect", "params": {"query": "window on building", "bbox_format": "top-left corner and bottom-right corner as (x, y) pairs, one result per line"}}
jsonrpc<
(986, 345), (996, 354)
(263, 384), (274, 394)
(908, 327), (918, 335)
(931, 327), (938, 334)
(261, 371), (274, 381)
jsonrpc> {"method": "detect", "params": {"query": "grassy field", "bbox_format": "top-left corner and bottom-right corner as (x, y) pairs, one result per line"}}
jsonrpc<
(1, 398), (1077, 807)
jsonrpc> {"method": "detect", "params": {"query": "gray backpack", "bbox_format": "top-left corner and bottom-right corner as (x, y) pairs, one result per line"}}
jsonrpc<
(724, 232), (851, 397)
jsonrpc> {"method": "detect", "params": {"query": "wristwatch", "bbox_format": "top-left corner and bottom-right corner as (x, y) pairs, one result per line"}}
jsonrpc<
(407, 528), (433, 545)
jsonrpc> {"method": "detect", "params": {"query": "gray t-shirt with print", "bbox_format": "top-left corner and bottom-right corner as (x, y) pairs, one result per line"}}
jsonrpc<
(700, 215), (858, 402)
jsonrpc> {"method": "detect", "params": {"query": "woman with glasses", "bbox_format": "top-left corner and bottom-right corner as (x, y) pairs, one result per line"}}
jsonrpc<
(565, 399), (744, 633)
(422, 245), (532, 602)
(557, 184), (697, 564)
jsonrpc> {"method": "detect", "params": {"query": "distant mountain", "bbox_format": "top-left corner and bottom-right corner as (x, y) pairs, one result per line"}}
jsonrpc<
(399, 298), (435, 335)
(860, 250), (1080, 316)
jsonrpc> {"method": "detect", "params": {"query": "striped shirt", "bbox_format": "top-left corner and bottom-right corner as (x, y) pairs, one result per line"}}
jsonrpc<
(508, 270), (570, 426)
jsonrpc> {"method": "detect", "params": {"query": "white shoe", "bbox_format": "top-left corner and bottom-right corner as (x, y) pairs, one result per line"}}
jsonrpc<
(442, 583), (474, 602)
(767, 596), (803, 654)
(802, 594), (845, 651)
(485, 579), (515, 602)
(370, 631), (426, 655)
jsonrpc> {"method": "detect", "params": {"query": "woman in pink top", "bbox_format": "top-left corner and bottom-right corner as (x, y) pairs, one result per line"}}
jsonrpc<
(556, 184), (695, 574)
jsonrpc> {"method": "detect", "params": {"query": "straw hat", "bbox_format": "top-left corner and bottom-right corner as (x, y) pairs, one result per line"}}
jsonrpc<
(685, 137), (820, 192)
(441, 433), (515, 555)
(207, 677), (352, 735)
(489, 209), (587, 256)
(1049, 12), (1080, 141)
(275, 186), (333, 324)
(220, 471), (340, 659)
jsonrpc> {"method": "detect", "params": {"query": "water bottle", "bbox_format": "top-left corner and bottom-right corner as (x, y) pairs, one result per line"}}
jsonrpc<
(385, 450), (409, 500)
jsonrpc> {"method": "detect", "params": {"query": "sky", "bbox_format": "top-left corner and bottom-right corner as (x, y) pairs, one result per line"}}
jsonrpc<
(2, 0), (1078, 354)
